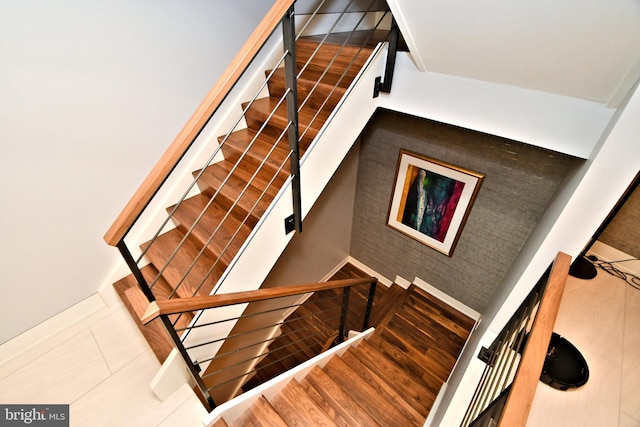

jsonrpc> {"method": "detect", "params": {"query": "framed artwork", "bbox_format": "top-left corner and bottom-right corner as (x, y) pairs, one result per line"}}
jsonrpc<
(387, 149), (484, 256)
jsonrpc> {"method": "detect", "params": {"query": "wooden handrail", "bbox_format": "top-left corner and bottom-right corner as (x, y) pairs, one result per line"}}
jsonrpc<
(141, 276), (377, 324)
(104, 0), (296, 246)
(498, 252), (571, 427)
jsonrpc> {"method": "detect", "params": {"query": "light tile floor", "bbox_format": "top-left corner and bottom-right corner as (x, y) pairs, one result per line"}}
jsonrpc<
(527, 263), (640, 427)
(0, 304), (207, 427)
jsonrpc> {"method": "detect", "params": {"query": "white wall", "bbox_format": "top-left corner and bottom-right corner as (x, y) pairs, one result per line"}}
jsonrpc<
(378, 54), (615, 159)
(433, 81), (640, 426)
(261, 143), (361, 288)
(388, 0), (640, 106)
(0, 0), (274, 345)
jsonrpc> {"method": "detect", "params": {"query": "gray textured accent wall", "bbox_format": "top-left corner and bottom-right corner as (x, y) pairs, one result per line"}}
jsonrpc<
(599, 181), (640, 258)
(350, 109), (582, 311)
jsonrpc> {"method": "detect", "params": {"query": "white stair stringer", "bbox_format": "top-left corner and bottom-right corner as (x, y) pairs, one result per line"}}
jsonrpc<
(203, 328), (376, 426)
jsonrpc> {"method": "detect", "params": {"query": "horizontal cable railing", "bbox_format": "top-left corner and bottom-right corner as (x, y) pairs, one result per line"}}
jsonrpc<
(144, 276), (378, 409)
(461, 252), (571, 427)
(103, 0), (296, 247)
(107, 0), (392, 304)
(104, 0), (395, 411)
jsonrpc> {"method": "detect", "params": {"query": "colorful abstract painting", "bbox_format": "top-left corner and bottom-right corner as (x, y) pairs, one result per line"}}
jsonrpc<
(387, 150), (484, 256)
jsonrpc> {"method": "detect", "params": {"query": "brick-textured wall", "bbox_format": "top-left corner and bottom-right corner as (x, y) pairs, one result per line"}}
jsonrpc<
(350, 109), (582, 311)
(599, 181), (640, 259)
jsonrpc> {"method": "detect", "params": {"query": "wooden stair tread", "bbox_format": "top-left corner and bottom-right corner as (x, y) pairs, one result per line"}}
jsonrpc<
(271, 379), (338, 426)
(395, 301), (468, 356)
(385, 312), (458, 370)
(371, 283), (412, 333)
(268, 67), (349, 112)
(210, 418), (229, 427)
(242, 96), (331, 145)
(193, 162), (280, 227)
(196, 159), (286, 203)
(295, 36), (375, 78)
(409, 285), (476, 330)
(323, 356), (416, 427)
(141, 228), (223, 298)
(113, 266), (192, 362)
(229, 396), (287, 427)
(203, 158), (286, 194)
(351, 339), (435, 414)
(300, 29), (389, 51)
(339, 349), (425, 425)
(405, 294), (475, 344)
(220, 128), (294, 171)
(328, 263), (371, 280)
(300, 366), (380, 427)
(367, 333), (445, 394)
(168, 193), (251, 266)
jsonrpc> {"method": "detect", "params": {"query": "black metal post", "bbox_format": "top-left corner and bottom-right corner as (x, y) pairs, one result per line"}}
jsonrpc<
(373, 18), (400, 98)
(338, 287), (351, 343)
(116, 240), (155, 302)
(282, 5), (302, 233)
(160, 315), (217, 410)
(362, 280), (377, 330)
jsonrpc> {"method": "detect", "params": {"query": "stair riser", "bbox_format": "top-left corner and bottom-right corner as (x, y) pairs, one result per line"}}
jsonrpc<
(220, 134), (291, 176)
(167, 195), (250, 270)
(242, 100), (321, 148)
(296, 40), (371, 79)
(267, 68), (347, 112)
(193, 167), (282, 228)
(113, 265), (194, 363)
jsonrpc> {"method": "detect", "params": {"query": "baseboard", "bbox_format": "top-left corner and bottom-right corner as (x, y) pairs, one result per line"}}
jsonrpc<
(345, 256), (393, 287)
(394, 275), (412, 289)
(412, 277), (481, 320)
(321, 257), (352, 282)
(0, 293), (107, 369)
(424, 383), (447, 426)
(339, 258), (479, 320)
(588, 240), (640, 277)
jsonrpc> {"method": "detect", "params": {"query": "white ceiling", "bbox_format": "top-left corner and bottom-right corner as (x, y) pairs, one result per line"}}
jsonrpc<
(388, 0), (640, 107)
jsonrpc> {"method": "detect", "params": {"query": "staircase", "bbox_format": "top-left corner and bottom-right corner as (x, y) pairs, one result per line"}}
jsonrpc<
(211, 276), (476, 426)
(242, 263), (393, 391)
(112, 30), (386, 363)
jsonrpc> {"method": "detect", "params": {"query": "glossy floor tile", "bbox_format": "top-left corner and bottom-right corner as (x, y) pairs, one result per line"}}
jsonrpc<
(70, 351), (203, 427)
(0, 304), (206, 426)
(0, 329), (112, 405)
(527, 262), (640, 426)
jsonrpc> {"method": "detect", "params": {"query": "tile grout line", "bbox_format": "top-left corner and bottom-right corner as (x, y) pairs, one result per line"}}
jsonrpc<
(89, 324), (114, 375)
(619, 281), (627, 426)
(68, 313), (126, 407)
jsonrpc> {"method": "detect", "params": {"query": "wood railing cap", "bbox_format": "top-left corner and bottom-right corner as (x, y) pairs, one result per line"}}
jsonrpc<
(497, 251), (571, 426)
(140, 276), (377, 324)
(104, 0), (296, 246)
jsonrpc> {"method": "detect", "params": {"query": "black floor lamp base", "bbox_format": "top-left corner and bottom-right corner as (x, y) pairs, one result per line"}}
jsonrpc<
(569, 256), (598, 280)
